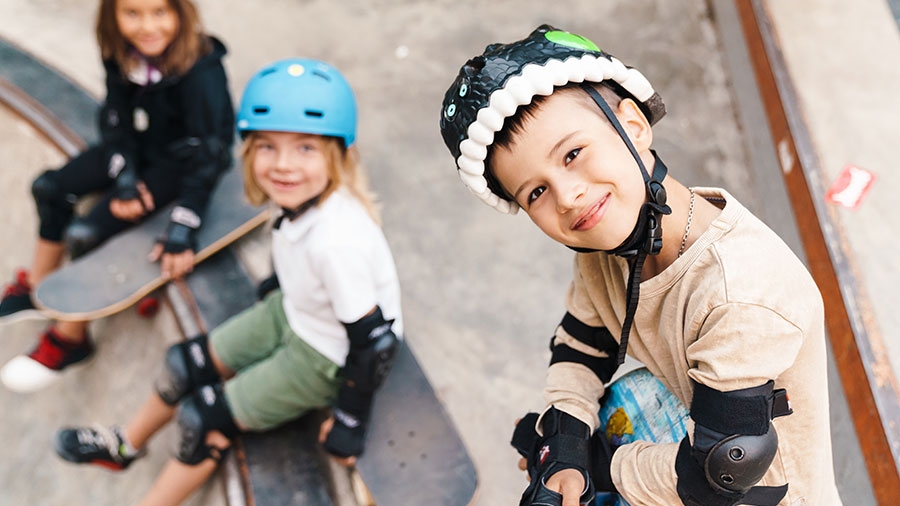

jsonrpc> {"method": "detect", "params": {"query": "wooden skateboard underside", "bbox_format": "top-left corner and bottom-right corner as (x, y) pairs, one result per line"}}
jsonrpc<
(33, 169), (268, 321)
(355, 340), (478, 505)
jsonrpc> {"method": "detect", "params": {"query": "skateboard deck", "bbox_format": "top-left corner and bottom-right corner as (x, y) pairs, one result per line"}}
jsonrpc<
(354, 340), (479, 505)
(33, 168), (269, 321)
(594, 367), (689, 506)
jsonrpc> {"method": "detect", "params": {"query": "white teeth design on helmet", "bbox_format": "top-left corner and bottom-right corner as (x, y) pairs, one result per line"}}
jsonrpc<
(562, 57), (588, 83)
(459, 139), (487, 161)
(619, 70), (653, 102)
(497, 198), (515, 214)
(608, 56), (630, 82)
(489, 89), (518, 117)
(457, 154), (485, 177)
(583, 56), (606, 82)
(506, 77), (536, 106)
(476, 107), (504, 132)
(459, 166), (488, 193)
(467, 120), (494, 146)
(521, 63), (555, 96)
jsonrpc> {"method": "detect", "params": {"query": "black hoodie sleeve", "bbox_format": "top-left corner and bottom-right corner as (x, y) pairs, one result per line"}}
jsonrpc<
(99, 61), (141, 201)
(163, 42), (235, 253)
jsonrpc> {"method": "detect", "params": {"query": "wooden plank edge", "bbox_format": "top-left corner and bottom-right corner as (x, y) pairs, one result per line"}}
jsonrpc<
(735, 0), (900, 502)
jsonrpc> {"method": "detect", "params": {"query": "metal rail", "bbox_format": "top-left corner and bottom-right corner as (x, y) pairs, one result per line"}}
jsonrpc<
(736, 0), (900, 502)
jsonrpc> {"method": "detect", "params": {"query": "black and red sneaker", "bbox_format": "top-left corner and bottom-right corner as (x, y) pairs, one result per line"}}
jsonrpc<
(0, 327), (94, 393)
(0, 269), (43, 324)
(54, 424), (145, 471)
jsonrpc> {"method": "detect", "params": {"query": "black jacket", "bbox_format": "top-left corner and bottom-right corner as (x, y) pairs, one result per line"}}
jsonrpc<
(99, 36), (234, 225)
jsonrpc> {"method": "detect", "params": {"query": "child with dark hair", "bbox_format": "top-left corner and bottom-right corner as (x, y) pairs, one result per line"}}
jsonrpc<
(440, 25), (841, 506)
(0, 0), (233, 393)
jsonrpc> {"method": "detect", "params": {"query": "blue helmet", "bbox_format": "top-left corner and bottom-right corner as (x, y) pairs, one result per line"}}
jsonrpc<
(236, 58), (357, 146)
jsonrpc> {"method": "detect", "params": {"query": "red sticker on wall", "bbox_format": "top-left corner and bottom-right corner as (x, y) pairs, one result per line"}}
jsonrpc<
(825, 164), (875, 210)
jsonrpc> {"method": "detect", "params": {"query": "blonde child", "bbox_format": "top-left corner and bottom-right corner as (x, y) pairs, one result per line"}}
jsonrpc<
(440, 26), (840, 506)
(54, 58), (403, 506)
(0, 0), (234, 393)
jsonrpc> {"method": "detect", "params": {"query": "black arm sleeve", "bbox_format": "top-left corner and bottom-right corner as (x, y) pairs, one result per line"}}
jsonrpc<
(172, 59), (234, 217)
(324, 307), (399, 458)
(549, 312), (620, 383)
(161, 57), (234, 253)
(99, 62), (140, 200)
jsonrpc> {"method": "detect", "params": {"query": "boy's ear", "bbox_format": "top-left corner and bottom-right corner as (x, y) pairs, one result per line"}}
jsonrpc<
(617, 98), (653, 151)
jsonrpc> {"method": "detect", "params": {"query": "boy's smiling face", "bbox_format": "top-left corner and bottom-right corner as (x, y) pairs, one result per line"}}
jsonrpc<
(491, 89), (653, 250)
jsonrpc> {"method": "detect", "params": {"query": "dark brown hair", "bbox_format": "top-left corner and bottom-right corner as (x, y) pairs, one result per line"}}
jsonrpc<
(95, 0), (210, 77)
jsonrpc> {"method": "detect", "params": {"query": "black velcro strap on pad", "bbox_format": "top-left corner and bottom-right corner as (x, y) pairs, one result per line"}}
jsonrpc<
(539, 407), (592, 470)
(559, 313), (619, 356)
(741, 484), (789, 506)
(550, 343), (619, 384)
(542, 433), (591, 470)
(690, 380), (775, 436)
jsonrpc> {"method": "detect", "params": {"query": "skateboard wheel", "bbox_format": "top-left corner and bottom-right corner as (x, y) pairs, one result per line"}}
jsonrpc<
(137, 297), (160, 317)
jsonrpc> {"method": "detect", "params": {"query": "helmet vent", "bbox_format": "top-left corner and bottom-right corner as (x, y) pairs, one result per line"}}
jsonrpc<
(252, 106), (269, 115)
(259, 68), (277, 77)
(312, 70), (332, 81)
(304, 110), (324, 118)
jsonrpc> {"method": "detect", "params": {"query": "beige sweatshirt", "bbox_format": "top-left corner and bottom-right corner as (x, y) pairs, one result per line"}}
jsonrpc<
(544, 188), (842, 506)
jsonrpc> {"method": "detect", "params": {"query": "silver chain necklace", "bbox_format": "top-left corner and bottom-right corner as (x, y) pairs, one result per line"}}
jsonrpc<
(678, 188), (695, 258)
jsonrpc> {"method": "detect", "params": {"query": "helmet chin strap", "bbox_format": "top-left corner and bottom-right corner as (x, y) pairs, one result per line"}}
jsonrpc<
(273, 194), (321, 230)
(567, 83), (672, 364)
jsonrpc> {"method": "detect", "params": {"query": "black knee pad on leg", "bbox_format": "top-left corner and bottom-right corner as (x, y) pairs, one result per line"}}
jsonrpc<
(156, 335), (220, 406)
(175, 384), (240, 465)
(32, 171), (75, 241)
(64, 218), (105, 259)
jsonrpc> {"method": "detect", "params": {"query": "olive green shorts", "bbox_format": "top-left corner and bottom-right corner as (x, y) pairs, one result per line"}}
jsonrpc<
(211, 290), (341, 431)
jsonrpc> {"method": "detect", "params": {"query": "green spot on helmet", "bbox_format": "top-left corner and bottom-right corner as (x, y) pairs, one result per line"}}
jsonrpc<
(439, 25), (665, 214)
(544, 30), (601, 52)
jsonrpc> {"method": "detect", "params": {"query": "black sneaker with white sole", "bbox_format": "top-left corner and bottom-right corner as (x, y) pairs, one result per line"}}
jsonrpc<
(54, 425), (145, 471)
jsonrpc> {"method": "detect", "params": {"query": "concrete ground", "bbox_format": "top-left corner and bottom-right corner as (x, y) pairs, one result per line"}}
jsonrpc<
(0, 0), (883, 504)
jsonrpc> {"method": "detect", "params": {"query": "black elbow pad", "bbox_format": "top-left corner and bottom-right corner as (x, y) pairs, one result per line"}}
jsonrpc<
(342, 306), (399, 392)
(675, 380), (793, 506)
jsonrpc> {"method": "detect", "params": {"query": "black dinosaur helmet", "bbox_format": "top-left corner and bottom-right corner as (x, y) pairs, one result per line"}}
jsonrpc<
(439, 24), (665, 214)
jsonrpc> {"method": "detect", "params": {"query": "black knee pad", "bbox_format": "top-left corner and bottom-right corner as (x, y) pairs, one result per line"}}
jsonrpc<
(175, 383), (240, 465)
(64, 218), (104, 259)
(155, 335), (220, 406)
(32, 171), (75, 241)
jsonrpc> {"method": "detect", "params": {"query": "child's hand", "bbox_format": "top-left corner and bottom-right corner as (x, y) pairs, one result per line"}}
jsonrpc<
(148, 244), (194, 279)
(318, 416), (358, 468)
(110, 181), (155, 221)
(545, 469), (587, 506)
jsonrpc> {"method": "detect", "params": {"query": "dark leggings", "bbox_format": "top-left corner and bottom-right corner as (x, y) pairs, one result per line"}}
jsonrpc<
(35, 145), (181, 248)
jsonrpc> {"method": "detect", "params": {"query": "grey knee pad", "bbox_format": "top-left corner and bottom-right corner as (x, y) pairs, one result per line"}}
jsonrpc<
(64, 218), (104, 259)
(175, 383), (240, 465)
(156, 335), (219, 406)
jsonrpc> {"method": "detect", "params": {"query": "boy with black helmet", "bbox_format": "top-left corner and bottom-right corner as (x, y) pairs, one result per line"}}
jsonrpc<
(440, 25), (841, 506)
